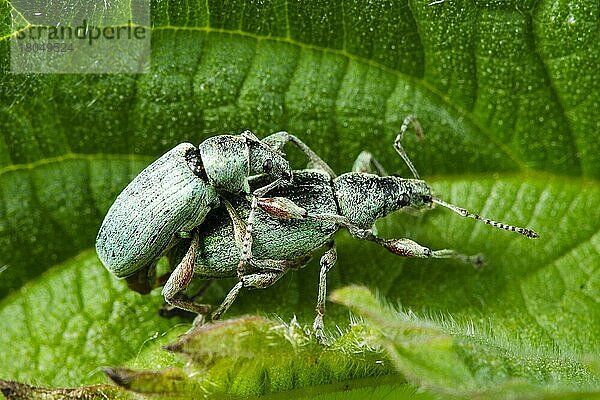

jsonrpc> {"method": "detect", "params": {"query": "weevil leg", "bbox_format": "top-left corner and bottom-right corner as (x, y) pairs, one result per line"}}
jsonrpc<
(222, 198), (247, 245)
(297, 211), (484, 268)
(211, 269), (287, 320)
(348, 226), (485, 268)
(240, 129), (261, 142)
(352, 151), (388, 176)
(159, 279), (214, 318)
(238, 194), (259, 278)
(237, 179), (289, 278)
(162, 231), (214, 315)
(162, 293), (212, 317)
(221, 198), (253, 278)
(394, 114), (423, 179)
(313, 240), (337, 344)
(262, 131), (337, 178)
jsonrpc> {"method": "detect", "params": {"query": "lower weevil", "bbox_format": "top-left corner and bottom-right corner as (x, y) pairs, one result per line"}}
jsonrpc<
(155, 116), (538, 343)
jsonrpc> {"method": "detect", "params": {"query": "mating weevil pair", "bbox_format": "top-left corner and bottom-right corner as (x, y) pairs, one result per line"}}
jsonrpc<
(96, 116), (539, 343)
(96, 130), (332, 294)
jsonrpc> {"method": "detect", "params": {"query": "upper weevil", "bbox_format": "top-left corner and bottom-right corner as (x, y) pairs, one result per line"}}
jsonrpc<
(151, 116), (539, 343)
(96, 130), (334, 297)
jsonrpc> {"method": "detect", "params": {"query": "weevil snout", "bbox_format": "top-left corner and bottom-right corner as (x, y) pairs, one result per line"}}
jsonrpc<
(421, 194), (433, 206)
(260, 154), (293, 183)
(246, 136), (293, 183)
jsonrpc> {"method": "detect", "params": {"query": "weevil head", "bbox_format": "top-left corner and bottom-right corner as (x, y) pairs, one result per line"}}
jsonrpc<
(247, 137), (293, 183)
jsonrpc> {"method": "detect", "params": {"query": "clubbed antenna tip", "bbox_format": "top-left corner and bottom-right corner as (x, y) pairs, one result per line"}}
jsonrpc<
(433, 198), (539, 239)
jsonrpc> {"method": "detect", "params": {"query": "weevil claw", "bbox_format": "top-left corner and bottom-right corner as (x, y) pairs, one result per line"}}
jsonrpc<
(192, 312), (211, 328)
(471, 254), (486, 270)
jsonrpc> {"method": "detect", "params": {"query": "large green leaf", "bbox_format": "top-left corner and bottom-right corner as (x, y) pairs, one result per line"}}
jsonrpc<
(0, 0), (598, 398)
(331, 286), (600, 398)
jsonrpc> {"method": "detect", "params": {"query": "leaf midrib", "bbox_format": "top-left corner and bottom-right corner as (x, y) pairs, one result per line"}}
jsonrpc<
(2, 151), (596, 185)
(0, 153), (154, 177)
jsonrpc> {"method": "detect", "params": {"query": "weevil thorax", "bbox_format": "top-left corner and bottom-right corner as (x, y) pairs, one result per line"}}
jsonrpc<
(334, 173), (433, 229)
(198, 135), (252, 193)
(96, 143), (219, 278)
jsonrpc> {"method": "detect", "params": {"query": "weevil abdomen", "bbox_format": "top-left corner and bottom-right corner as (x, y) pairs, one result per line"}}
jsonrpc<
(184, 170), (339, 279)
(96, 143), (219, 278)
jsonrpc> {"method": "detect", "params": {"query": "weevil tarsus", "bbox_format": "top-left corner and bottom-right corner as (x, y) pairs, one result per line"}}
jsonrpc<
(375, 237), (485, 269)
(212, 270), (285, 320)
(162, 231), (213, 315)
(313, 240), (337, 343)
(159, 279), (214, 319)
(212, 257), (301, 321)
(352, 151), (389, 176)
(344, 127), (423, 231)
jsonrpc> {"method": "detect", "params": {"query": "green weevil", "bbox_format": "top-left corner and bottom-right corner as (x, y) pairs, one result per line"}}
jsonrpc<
(96, 130), (334, 311)
(142, 116), (539, 343)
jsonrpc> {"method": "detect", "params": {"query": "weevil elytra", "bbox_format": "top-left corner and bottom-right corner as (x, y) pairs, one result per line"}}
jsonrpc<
(150, 116), (539, 343)
(96, 130), (334, 308)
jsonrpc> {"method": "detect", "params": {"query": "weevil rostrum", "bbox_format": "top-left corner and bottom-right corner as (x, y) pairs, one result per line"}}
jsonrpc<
(96, 130), (334, 312)
(97, 116), (539, 343)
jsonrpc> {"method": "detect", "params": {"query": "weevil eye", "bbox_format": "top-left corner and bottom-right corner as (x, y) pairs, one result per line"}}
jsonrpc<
(262, 158), (273, 173)
(398, 193), (410, 207)
(185, 149), (208, 180)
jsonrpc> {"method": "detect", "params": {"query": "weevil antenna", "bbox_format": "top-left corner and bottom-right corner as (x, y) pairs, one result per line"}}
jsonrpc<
(394, 115), (423, 179)
(432, 198), (539, 239)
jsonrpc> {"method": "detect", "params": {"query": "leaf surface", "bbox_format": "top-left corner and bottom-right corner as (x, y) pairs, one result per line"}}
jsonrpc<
(0, 0), (598, 398)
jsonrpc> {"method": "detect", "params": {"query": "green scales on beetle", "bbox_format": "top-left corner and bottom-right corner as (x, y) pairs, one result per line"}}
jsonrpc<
(96, 116), (539, 343)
